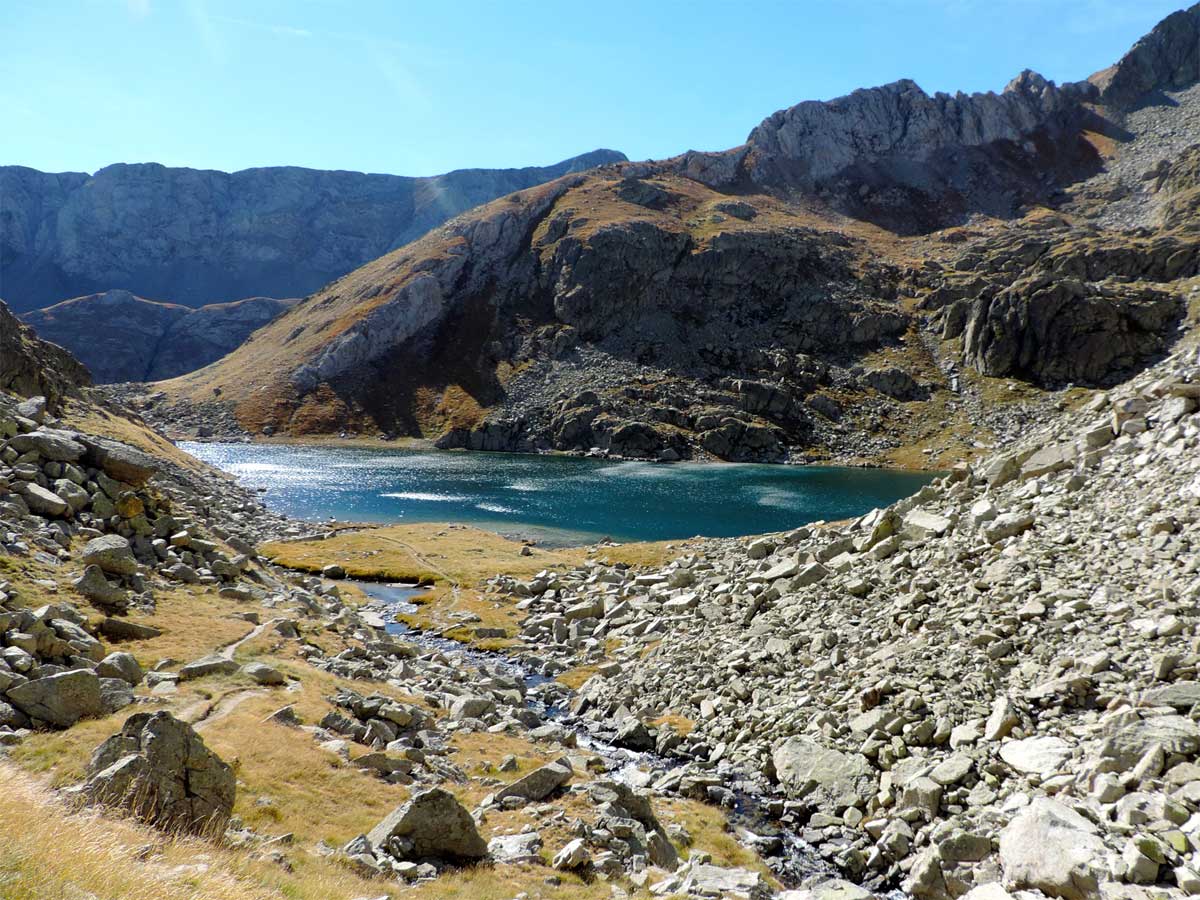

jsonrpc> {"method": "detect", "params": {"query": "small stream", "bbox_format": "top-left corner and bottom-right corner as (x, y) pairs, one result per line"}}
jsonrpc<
(351, 580), (837, 888)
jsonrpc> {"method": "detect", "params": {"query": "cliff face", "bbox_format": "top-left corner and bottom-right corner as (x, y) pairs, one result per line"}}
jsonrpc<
(137, 5), (1200, 460)
(1092, 2), (1200, 108)
(0, 299), (90, 407)
(737, 73), (1100, 233)
(0, 150), (626, 312)
(21, 291), (298, 383)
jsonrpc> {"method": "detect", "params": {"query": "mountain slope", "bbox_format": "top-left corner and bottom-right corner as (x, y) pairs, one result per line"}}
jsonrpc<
(0, 298), (90, 406)
(0, 149), (625, 312)
(21, 291), (298, 383)
(161, 5), (1200, 463)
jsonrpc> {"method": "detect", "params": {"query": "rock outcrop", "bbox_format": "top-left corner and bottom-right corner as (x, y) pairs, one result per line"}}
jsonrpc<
(81, 711), (236, 835)
(1092, 2), (1200, 109)
(22, 291), (298, 382)
(0, 299), (90, 406)
(930, 223), (1197, 385)
(159, 5), (1200, 458)
(0, 150), (626, 312)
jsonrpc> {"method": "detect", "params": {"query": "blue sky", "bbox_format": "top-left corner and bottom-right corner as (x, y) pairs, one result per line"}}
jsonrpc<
(2, 0), (1187, 176)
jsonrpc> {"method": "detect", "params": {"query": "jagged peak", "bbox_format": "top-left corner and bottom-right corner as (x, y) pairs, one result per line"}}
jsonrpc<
(1092, 2), (1200, 109)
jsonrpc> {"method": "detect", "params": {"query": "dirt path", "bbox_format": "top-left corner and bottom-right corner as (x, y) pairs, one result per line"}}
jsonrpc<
(181, 687), (267, 729)
(217, 617), (278, 660)
(376, 535), (457, 586)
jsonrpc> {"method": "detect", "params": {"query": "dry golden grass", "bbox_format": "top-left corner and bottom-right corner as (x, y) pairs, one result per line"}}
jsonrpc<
(556, 662), (604, 691)
(265, 523), (677, 651)
(263, 523), (570, 586)
(0, 761), (271, 900)
(0, 761), (481, 900)
(658, 796), (777, 883)
(117, 584), (259, 670)
(65, 400), (210, 474)
(649, 713), (696, 737)
(266, 523), (680, 586)
(198, 690), (414, 847)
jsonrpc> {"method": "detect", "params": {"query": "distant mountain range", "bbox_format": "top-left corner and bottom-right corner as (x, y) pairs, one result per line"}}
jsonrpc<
(0, 149), (626, 313)
(157, 3), (1200, 463)
(22, 291), (298, 383)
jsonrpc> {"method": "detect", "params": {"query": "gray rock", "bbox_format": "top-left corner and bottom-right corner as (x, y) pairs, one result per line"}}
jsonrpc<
(6, 429), (86, 461)
(178, 654), (240, 681)
(81, 534), (138, 576)
(998, 798), (1105, 900)
(78, 436), (158, 487)
(772, 737), (874, 804)
(365, 787), (487, 861)
(96, 652), (143, 685)
(494, 759), (572, 804)
(97, 617), (161, 641)
(83, 711), (235, 835)
(488, 831), (543, 864)
(999, 735), (1071, 776)
(19, 483), (68, 517)
(6, 669), (104, 728)
(241, 661), (285, 686)
(552, 837), (590, 869)
(73, 566), (130, 612)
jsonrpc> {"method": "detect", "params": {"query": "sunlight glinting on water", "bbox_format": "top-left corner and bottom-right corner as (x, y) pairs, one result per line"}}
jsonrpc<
(181, 442), (933, 543)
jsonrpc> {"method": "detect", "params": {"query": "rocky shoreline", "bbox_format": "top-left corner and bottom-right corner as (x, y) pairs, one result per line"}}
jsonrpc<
(474, 344), (1200, 897)
(3, 313), (1200, 899)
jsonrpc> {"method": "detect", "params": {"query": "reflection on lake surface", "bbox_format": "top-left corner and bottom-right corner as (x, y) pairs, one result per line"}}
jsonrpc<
(183, 442), (934, 544)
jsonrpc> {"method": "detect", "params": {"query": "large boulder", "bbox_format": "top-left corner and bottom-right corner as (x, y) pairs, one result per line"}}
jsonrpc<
(17, 482), (69, 517)
(81, 534), (138, 576)
(494, 759), (572, 804)
(998, 798), (1106, 900)
(96, 652), (144, 685)
(365, 787), (487, 861)
(6, 429), (86, 461)
(772, 737), (875, 806)
(73, 565), (131, 613)
(82, 711), (235, 835)
(960, 277), (1180, 387)
(6, 669), (104, 728)
(78, 435), (159, 487)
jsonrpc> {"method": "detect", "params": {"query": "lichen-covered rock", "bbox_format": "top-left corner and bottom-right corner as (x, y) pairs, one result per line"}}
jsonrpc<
(81, 534), (138, 576)
(365, 787), (487, 861)
(6, 669), (104, 728)
(82, 711), (236, 835)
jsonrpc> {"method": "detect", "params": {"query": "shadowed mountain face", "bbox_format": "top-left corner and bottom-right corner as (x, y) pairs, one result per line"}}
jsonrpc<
(0, 150), (626, 313)
(0, 299), (90, 407)
(21, 291), (298, 383)
(155, 4), (1200, 462)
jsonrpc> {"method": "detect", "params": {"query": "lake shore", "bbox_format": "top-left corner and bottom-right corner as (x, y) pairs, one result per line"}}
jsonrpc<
(180, 440), (936, 544)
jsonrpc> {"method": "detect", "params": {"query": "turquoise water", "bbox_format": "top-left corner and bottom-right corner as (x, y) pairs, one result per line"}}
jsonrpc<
(182, 442), (934, 544)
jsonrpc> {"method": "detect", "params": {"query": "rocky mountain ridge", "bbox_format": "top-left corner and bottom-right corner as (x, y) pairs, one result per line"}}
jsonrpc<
(154, 4), (1200, 465)
(0, 149), (626, 312)
(21, 291), (298, 383)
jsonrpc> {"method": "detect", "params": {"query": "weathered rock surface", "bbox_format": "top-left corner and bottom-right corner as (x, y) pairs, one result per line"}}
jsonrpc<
(998, 798), (1106, 900)
(364, 788), (487, 861)
(1, 150), (626, 312)
(7, 670), (104, 728)
(0, 300), (90, 406)
(82, 711), (236, 834)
